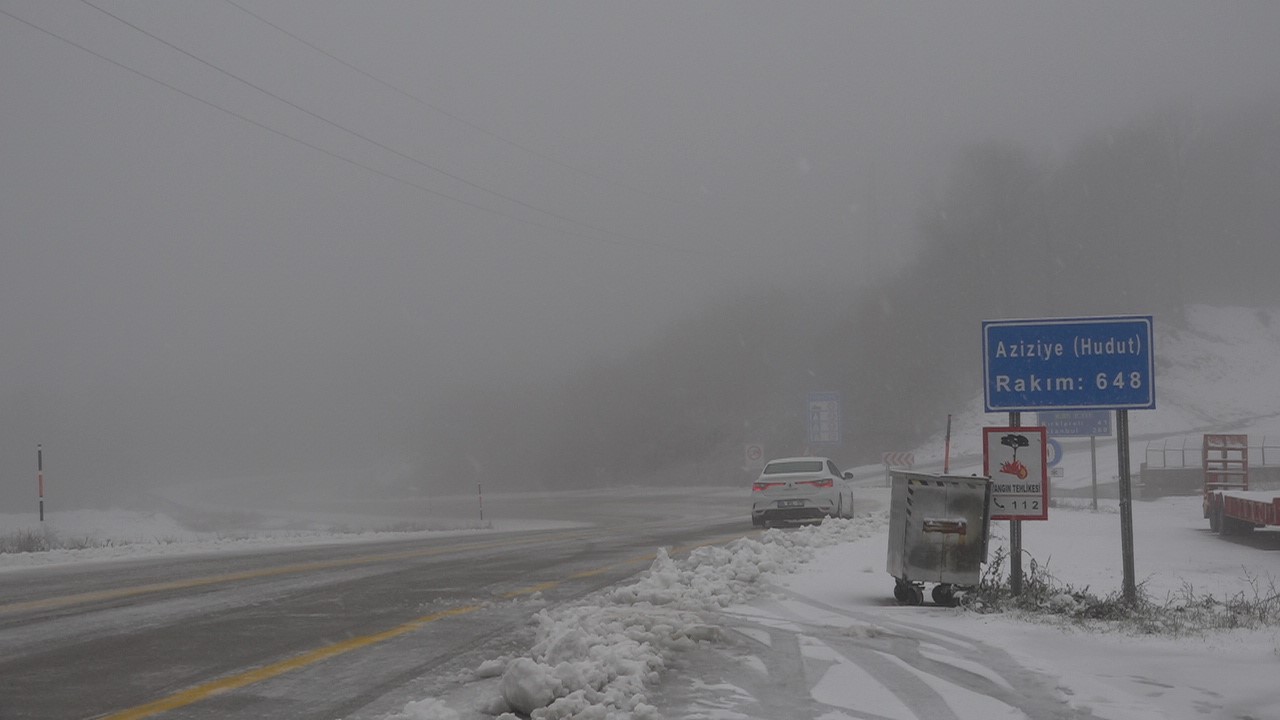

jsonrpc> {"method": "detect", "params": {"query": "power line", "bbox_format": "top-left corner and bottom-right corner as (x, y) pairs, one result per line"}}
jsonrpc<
(4, 4), (820, 276)
(0, 5), (603, 252)
(3, 6), (729, 322)
(75, 0), (714, 258)
(223, 0), (682, 209)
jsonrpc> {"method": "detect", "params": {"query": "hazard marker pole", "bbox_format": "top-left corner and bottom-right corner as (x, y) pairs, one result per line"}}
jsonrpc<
(943, 414), (953, 474)
(38, 444), (45, 522)
(478, 482), (484, 522)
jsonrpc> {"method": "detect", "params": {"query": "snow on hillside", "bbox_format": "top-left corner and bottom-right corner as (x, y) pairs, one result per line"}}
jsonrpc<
(916, 304), (1280, 479)
(1153, 305), (1280, 429)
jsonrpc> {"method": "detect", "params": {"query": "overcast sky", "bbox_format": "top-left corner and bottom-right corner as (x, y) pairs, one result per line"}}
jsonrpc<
(2, 1), (1278, 503)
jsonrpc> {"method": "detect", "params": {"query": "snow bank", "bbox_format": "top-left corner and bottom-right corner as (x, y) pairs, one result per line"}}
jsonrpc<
(478, 515), (887, 719)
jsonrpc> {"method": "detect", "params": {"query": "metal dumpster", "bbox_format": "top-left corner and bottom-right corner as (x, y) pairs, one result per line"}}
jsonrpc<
(886, 471), (992, 606)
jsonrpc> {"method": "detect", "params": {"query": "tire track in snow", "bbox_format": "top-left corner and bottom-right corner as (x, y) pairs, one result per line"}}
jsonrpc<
(743, 586), (1111, 719)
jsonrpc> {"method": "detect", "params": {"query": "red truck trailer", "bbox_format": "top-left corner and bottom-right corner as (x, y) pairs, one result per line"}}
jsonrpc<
(1201, 433), (1279, 534)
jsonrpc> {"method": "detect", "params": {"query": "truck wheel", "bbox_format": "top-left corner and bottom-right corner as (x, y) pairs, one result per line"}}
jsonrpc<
(1217, 503), (1231, 536)
(932, 584), (957, 607)
(908, 585), (925, 606)
(1208, 501), (1220, 533)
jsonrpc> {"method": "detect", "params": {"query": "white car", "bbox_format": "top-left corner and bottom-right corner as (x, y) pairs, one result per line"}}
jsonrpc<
(751, 456), (854, 527)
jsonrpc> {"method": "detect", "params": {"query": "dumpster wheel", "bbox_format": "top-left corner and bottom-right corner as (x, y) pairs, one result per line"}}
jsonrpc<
(893, 579), (924, 606)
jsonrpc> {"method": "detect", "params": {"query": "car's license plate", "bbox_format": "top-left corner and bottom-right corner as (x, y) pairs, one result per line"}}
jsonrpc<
(778, 500), (804, 508)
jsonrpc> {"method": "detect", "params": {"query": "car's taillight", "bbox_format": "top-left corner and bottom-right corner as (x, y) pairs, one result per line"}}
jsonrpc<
(798, 478), (834, 488)
(753, 482), (783, 492)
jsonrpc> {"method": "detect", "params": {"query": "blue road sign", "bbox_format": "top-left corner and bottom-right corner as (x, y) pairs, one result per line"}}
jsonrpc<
(983, 316), (1155, 412)
(807, 392), (841, 444)
(1046, 438), (1063, 467)
(1036, 410), (1113, 437)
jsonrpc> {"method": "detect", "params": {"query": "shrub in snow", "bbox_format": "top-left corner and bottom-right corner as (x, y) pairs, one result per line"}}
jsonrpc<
(966, 546), (1280, 635)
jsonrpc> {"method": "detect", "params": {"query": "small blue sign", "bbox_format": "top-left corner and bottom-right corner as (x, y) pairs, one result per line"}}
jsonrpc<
(983, 316), (1154, 411)
(1037, 410), (1113, 437)
(1046, 438), (1063, 467)
(807, 392), (841, 444)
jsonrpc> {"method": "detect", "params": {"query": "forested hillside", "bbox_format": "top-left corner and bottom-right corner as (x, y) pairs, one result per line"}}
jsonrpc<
(418, 99), (1280, 493)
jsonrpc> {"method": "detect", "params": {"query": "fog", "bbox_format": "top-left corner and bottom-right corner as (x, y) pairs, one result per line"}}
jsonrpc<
(2, 2), (1278, 508)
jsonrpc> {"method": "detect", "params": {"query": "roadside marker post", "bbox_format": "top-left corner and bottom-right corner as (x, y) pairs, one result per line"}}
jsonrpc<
(943, 414), (952, 474)
(38, 444), (45, 522)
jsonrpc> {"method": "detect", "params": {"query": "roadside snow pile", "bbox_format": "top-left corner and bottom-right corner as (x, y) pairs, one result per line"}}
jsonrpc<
(481, 514), (887, 720)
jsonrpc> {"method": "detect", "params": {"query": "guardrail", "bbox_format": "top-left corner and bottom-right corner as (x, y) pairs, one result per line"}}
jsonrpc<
(1144, 436), (1279, 469)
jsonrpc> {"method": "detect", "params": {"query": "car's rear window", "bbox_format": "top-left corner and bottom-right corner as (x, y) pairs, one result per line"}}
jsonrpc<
(763, 460), (824, 474)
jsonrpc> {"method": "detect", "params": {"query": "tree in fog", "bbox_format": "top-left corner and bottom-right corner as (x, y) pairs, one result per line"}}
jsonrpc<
(414, 100), (1280, 494)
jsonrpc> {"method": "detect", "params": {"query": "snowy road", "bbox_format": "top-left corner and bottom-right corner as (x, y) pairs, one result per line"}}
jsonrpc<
(0, 498), (752, 719)
(5, 480), (1280, 719)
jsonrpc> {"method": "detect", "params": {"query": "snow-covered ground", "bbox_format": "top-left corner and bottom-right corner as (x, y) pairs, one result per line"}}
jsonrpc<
(377, 490), (1280, 720)
(6, 490), (1278, 719)
(4, 304), (1280, 719)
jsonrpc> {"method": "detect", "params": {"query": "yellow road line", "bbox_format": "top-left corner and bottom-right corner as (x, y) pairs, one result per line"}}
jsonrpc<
(102, 605), (481, 720)
(104, 570), (577, 719)
(96, 528), (751, 719)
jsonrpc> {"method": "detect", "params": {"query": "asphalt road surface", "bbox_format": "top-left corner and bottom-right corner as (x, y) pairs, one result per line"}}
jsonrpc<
(0, 489), (758, 719)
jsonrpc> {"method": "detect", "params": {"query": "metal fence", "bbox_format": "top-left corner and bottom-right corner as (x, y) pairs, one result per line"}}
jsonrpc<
(1144, 436), (1279, 468)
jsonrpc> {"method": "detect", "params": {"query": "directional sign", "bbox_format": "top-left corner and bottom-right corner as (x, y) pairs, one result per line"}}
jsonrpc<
(1036, 410), (1112, 437)
(881, 452), (915, 468)
(807, 392), (841, 444)
(983, 426), (1049, 521)
(983, 316), (1154, 411)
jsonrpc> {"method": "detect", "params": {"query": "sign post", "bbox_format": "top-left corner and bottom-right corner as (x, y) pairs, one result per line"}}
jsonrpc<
(1117, 409), (1135, 601)
(983, 315), (1154, 604)
(1091, 435), (1098, 511)
(983, 423), (1048, 595)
